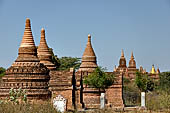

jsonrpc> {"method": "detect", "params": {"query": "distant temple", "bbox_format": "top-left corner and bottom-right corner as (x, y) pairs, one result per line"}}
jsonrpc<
(114, 50), (160, 80)
(0, 18), (160, 111)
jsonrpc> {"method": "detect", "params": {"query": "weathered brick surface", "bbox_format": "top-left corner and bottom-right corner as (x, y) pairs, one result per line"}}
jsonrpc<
(52, 90), (74, 110)
(49, 70), (75, 110)
(0, 18), (51, 100)
(75, 71), (124, 109)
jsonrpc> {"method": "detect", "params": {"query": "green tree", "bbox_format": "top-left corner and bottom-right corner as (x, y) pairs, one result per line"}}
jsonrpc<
(0, 67), (5, 77)
(84, 67), (115, 90)
(49, 48), (81, 71)
(135, 71), (154, 92)
(159, 72), (170, 92)
(57, 57), (81, 71)
(49, 48), (60, 68)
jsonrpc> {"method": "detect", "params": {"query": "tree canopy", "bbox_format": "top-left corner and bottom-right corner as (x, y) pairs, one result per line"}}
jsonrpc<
(135, 71), (154, 92)
(57, 57), (81, 71)
(159, 72), (170, 92)
(84, 67), (115, 89)
(49, 48), (81, 71)
(0, 67), (5, 77)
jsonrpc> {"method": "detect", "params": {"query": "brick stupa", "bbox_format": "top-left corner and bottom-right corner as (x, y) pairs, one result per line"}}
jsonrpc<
(0, 19), (51, 100)
(128, 52), (136, 69)
(116, 49), (127, 73)
(37, 28), (56, 70)
(79, 34), (97, 72)
(127, 52), (137, 79)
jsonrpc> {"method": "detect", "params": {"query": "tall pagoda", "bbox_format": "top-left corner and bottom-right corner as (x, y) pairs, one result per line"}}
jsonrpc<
(0, 19), (51, 100)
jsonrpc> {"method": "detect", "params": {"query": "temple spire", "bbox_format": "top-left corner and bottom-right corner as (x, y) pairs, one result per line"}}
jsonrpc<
(118, 49), (126, 68)
(38, 28), (51, 56)
(128, 51), (136, 69)
(20, 18), (35, 47)
(131, 51), (134, 60)
(82, 34), (96, 57)
(121, 49), (124, 57)
(16, 18), (39, 62)
(150, 64), (156, 74)
(37, 28), (56, 70)
(79, 34), (97, 72)
(156, 68), (160, 74)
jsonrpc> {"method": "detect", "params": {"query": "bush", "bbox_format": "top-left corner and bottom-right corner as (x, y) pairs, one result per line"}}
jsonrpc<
(84, 67), (115, 89)
(0, 67), (5, 77)
(135, 71), (154, 92)
(146, 90), (170, 111)
(159, 72), (170, 92)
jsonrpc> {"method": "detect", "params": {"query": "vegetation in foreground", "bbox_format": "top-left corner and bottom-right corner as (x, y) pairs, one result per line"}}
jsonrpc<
(123, 71), (170, 112)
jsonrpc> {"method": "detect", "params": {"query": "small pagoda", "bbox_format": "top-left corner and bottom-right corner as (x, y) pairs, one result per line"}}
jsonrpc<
(116, 49), (127, 73)
(37, 28), (56, 70)
(78, 34), (98, 72)
(127, 52), (137, 79)
(0, 18), (51, 100)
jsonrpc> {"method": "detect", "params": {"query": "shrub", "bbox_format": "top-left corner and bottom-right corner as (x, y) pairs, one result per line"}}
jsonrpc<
(0, 67), (5, 77)
(146, 90), (170, 111)
(84, 67), (115, 90)
(135, 71), (154, 92)
(159, 72), (170, 92)
(8, 88), (27, 104)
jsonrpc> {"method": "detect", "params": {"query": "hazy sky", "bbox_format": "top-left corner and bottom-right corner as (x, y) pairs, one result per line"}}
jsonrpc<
(0, 0), (170, 72)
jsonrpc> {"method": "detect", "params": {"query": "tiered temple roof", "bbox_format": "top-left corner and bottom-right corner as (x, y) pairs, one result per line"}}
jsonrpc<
(0, 18), (51, 100)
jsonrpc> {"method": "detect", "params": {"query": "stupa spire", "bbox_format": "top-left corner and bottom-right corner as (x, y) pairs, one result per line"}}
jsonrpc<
(156, 68), (160, 74)
(118, 49), (126, 68)
(16, 18), (39, 62)
(38, 28), (51, 56)
(37, 28), (56, 70)
(82, 34), (96, 56)
(121, 49), (124, 57)
(128, 51), (136, 69)
(79, 34), (97, 72)
(131, 51), (134, 60)
(150, 64), (156, 74)
(20, 18), (35, 47)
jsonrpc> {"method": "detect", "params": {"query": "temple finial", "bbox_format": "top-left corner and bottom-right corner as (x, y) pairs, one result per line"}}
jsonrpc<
(88, 34), (91, 42)
(131, 51), (134, 59)
(25, 18), (30, 27)
(121, 49), (124, 57)
(41, 28), (45, 38)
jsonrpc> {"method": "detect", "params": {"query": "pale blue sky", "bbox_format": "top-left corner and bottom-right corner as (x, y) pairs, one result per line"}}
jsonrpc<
(0, 0), (170, 72)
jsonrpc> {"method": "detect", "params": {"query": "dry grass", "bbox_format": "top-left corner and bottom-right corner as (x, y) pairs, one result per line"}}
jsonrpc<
(0, 102), (170, 113)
